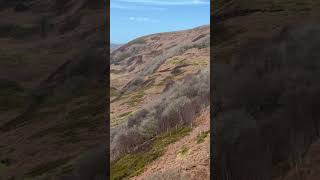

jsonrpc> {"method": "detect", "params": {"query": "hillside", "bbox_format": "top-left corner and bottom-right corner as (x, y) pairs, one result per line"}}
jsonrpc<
(132, 108), (210, 180)
(214, 0), (320, 179)
(110, 25), (209, 127)
(110, 25), (210, 179)
(110, 43), (122, 52)
(0, 0), (107, 179)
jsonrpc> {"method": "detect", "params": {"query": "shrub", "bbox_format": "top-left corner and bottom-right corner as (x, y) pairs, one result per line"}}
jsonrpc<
(111, 127), (144, 161)
(138, 116), (157, 138)
(111, 69), (209, 160)
(127, 109), (148, 127)
(158, 96), (192, 132)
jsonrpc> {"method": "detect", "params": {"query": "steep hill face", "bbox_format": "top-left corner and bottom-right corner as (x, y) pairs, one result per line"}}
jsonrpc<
(110, 25), (209, 127)
(110, 25), (210, 179)
(214, 1), (320, 180)
(0, 0), (107, 179)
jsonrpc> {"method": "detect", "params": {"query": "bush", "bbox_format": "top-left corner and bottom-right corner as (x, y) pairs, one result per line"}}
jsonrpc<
(138, 116), (157, 138)
(127, 109), (148, 127)
(111, 127), (144, 161)
(111, 69), (209, 160)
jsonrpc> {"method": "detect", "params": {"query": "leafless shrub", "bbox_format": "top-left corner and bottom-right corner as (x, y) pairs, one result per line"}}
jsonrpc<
(138, 115), (157, 138)
(111, 127), (144, 161)
(156, 69), (209, 131)
(111, 69), (209, 160)
(162, 79), (175, 93)
(127, 109), (149, 128)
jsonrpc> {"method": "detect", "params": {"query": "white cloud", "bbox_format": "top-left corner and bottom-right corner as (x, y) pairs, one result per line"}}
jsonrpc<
(124, 16), (159, 23)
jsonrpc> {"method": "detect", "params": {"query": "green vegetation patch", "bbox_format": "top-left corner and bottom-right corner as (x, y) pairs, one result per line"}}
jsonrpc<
(170, 58), (185, 65)
(110, 126), (191, 180)
(126, 90), (145, 106)
(191, 60), (208, 66)
(118, 111), (132, 118)
(196, 131), (210, 144)
(179, 146), (189, 156)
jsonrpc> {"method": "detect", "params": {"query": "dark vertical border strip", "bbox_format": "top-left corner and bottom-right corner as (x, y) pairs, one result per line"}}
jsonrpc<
(210, 0), (216, 180)
(104, 0), (110, 179)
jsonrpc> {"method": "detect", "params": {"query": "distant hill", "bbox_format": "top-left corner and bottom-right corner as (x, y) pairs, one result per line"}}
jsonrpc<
(110, 43), (122, 52)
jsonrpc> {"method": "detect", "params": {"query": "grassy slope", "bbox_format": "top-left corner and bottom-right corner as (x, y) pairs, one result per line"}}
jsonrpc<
(111, 127), (191, 180)
(110, 26), (210, 180)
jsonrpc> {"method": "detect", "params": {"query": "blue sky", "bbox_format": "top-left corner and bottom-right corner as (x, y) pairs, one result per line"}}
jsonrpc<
(110, 0), (210, 44)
